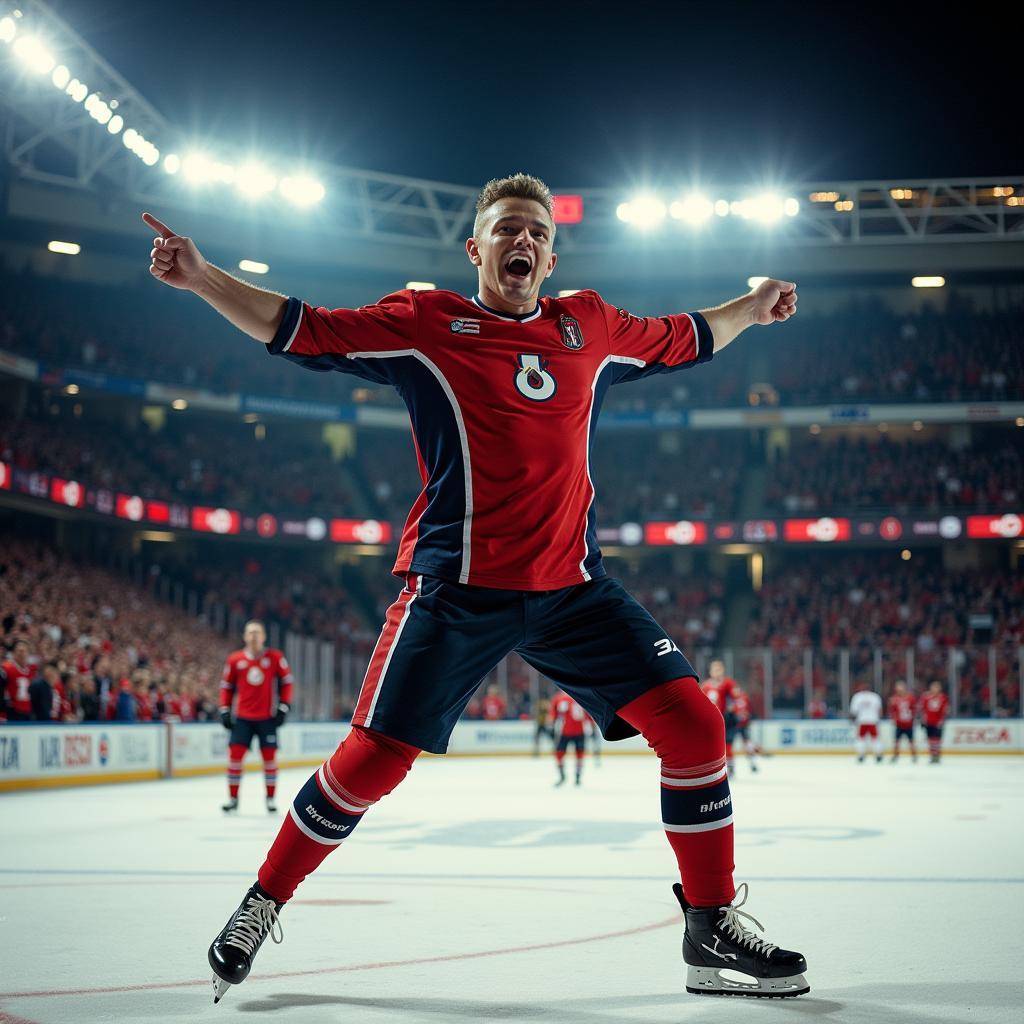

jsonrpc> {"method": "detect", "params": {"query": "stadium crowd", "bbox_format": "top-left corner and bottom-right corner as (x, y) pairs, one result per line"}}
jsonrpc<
(744, 555), (1022, 717)
(764, 431), (1023, 513)
(3, 271), (1022, 409)
(1, 534), (227, 723)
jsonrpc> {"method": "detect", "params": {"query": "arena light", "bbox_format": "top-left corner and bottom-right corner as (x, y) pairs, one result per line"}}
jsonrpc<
(279, 174), (326, 207)
(0, 16), (17, 44)
(181, 152), (214, 184)
(669, 193), (714, 226)
(163, 153), (180, 175)
(51, 64), (69, 89)
(912, 276), (945, 288)
(747, 276), (768, 289)
(235, 162), (277, 199)
(13, 33), (55, 74)
(405, 281), (436, 290)
(732, 194), (790, 224)
(714, 199), (730, 217)
(47, 240), (80, 255)
(65, 77), (88, 103)
(107, 114), (123, 134)
(616, 195), (667, 229)
(558, 289), (581, 297)
(238, 259), (269, 274)
(171, 398), (188, 411)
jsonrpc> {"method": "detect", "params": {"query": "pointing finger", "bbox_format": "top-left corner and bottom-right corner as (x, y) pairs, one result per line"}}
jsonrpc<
(142, 212), (174, 239)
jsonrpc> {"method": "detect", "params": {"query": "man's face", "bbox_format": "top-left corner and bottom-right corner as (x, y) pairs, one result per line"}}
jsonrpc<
(244, 624), (266, 651)
(894, 682), (906, 694)
(467, 198), (557, 304)
(14, 641), (28, 664)
(710, 661), (724, 680)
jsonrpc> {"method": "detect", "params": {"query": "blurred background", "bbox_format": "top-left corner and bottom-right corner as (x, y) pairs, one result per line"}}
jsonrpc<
(1, 0), (1021, 731)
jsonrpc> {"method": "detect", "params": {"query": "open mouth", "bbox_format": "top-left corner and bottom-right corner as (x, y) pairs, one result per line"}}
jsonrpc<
(505, 255), (532, 279)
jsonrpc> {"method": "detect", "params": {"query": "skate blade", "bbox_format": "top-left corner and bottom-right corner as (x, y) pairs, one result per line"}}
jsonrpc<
(212, 974), (233, 1004)
(686, 966), (809, 998)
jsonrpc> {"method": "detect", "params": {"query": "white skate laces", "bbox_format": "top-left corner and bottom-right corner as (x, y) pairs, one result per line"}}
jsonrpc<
(225, 895), (283, 956)
(719, 884), (778, 957)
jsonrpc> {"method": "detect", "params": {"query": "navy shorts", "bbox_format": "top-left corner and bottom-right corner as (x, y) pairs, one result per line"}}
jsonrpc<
(351, 574), (697, 753)
(229, 716), (278, 750)
(557, 734), (586, 755)
(895, 725), (914, 741)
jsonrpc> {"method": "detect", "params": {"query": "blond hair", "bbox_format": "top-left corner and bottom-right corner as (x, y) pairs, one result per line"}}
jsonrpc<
(473, 173), (554, 237)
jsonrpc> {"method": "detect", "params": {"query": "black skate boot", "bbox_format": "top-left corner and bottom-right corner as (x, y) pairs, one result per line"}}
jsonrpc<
(674, 882), (808, 998)
(222, 797), (239, 814)
(208, 883), (283, 1003)
(266, 796), (277, 814)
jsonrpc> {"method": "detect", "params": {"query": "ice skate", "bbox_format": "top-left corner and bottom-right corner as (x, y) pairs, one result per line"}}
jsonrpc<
(208, 883), (284, 1003)
(266, 796), (277, 813)
(674, 882), (809, 998)
(221, 797), (239, 814)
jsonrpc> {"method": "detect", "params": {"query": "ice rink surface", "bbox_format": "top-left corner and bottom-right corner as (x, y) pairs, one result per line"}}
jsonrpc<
(2, 750), (1022, 1024)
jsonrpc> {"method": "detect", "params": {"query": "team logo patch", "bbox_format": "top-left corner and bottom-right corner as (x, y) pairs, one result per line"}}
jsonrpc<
(559, 314), (585, 349)
(514, 354), (557, 401)
(450, 318), (481, 335)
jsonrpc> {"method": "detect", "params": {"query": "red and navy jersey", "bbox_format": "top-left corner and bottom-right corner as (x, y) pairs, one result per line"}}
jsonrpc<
(481, 693), (507, 720)
(731, 691), (752, 725)
(888, 693), (916, 727)
(269, 289), (713, 590)
(2, 660), (36, 715)
(701, 676), (736, 712)
(919, 692), (949, 727)
(220, 648), (294, 720)
(551, 692), (592, 738)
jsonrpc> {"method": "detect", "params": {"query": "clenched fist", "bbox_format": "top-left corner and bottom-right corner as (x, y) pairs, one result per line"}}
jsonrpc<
(750, 278), (798, 325)
(142, 212), (208, 292)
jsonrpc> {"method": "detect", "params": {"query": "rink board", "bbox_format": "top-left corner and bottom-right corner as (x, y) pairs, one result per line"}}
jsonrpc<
(1, 717), (1021, 789)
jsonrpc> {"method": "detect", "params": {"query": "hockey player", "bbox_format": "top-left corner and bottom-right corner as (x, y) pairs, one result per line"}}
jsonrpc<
(919, 681), (949, 764)
(701, 660), (737, 776)
(549, 690), (592, 786)
(219, 621), (294, 813)
(731, 685), (758, 773)
(888, 680), (917, 763)
(849, 683), (883, 763)
(143, 175), (808, 1003)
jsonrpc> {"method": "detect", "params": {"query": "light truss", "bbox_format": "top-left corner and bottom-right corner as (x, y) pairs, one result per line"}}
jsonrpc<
(1, 2), (1022, 254)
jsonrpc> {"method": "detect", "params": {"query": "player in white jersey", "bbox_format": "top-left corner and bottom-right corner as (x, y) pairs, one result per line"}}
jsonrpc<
(849, 684), (883, 763)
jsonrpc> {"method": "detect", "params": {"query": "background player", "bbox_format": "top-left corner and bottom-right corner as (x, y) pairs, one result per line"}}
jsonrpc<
(701, 659), (737, 775)
(849, 682), (883, 763)
(532, 693), (553, 757)
(920, 681), (949, 764)
(730, 684), (758, 773)
(219, 620), (294, 813)
(888, 680), (918, 763)
(142, 176), (809, 1002)
(549, 690), (593, 786)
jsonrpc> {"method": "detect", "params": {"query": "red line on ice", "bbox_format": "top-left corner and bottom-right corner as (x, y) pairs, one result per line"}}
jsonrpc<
(0, 914), (679, 1000)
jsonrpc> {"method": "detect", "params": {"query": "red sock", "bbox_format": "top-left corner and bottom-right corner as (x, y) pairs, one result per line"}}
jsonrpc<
(619, 677), (735, 908)
(261, 746), (278, 799)
(257, 726), (419, 902)
(227, 743), (246, 799)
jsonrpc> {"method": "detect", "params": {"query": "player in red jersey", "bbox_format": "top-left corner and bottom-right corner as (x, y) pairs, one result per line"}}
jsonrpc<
(730, 685), (758, 773)
(219, 621), (295, 814)
(701, 660), (738, 776)
(145, 173), (809, 1001)
(548, 690), (593, 786)
(888, 680), (918, 763)
(919, 681), (949, 764)
(1, 640), (36, 722)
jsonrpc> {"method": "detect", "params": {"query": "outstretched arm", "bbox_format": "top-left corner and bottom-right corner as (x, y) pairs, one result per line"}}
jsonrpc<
(142, 212), (287, 343)
(699, 278), (798, 353)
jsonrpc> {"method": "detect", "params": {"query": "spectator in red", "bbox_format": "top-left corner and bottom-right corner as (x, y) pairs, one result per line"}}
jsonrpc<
(2, 640), (36, 722)
(480, 684), (508, 721)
